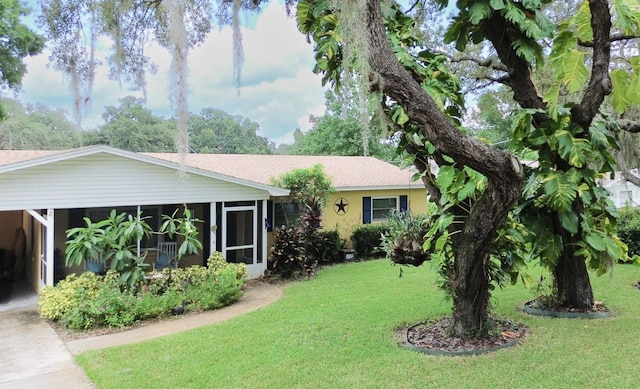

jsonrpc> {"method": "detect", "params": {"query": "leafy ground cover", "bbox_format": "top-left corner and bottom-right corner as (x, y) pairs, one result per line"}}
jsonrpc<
(77, 259), (640, 388)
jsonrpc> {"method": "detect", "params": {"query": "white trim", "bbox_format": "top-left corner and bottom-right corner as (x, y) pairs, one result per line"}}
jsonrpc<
(45, 209), (54, 286)
(26, 209), (55, 286)
(336, 185), (420, 191)
(222, 202), (262, 278)
(26, 209), (49, 226)
(371, 195), (400, 222)
(261, 199), (267, 269)
(210, 202), (217, 257)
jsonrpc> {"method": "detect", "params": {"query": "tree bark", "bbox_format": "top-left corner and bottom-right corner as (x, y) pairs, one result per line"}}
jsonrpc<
(365, 1), (524, 337)
(552, 248), (594, 308)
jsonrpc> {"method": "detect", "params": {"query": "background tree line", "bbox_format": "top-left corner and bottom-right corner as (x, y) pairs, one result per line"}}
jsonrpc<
(0, 91), (397, 160)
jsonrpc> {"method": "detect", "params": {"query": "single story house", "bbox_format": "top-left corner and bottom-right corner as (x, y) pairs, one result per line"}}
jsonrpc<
(0, 146), (426, 295)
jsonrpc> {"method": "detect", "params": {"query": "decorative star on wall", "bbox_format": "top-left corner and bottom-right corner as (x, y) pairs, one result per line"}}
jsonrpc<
(334, 197), (349, 215)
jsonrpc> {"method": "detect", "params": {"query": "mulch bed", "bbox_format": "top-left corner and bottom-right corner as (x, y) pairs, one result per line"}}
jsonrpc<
(522, 299), (611, 318)
(402, 317), (528, 355)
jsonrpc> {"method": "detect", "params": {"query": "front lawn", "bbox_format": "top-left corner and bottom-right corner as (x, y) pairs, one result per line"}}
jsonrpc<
(77, 259), (640, 388)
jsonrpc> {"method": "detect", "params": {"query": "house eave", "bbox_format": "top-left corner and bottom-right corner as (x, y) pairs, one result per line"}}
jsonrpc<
(0, 145), (290, 197)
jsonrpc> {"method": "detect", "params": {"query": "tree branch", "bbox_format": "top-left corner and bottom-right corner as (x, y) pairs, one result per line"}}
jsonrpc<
(570, 0), (612, 129)
(482, 12), (547, 123)
(578, 33), (640, 47)
(433, 49), (509, 73)
(365, 1), (521, 184)
(615, 119), (640, 133)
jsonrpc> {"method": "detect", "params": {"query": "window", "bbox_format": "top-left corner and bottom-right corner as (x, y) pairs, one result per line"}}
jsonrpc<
(372, 197), (398, 222)
(363, 195), (408, 224)
(273, 201), (304, 228)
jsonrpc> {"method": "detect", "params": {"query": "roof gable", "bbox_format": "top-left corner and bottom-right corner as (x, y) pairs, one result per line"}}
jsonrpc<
(0, 146), (288, 196)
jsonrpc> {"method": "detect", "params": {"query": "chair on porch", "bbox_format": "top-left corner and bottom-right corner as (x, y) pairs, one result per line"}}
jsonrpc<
(154, 241), (178, 270)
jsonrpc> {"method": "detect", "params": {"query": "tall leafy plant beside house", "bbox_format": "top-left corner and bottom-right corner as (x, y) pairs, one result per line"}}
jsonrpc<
(269, 166), (334, 279)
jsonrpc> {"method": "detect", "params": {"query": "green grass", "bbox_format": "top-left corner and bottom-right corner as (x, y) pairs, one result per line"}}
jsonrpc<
(77, 260), (640, 388)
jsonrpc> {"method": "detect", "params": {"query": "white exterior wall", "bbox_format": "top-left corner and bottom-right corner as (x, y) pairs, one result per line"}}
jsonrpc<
(0, 153), (269, 211)
(606, 180), (640, 208)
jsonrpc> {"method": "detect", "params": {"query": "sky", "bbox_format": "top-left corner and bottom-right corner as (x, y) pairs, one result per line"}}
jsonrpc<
(16, 1), (328, 146)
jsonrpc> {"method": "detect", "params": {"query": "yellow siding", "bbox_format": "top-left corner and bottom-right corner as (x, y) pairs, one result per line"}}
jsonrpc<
(323, 188), (428, 241)
(267, 187), (428, 248)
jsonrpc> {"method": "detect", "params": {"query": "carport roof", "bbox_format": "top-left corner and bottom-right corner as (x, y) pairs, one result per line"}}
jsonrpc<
(0, 146), (289, 196)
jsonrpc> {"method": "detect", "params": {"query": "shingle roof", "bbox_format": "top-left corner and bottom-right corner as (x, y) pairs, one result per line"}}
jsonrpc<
(0, 148), (419, 190)
(144, 153), (419, 190)
(0, 149), (69, 167)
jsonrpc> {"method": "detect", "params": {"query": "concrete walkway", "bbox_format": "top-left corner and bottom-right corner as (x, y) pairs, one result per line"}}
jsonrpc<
(0, 280), (283, 389)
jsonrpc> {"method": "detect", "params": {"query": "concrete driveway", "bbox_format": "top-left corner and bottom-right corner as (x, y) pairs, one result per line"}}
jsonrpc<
(0, 309), (94, 389)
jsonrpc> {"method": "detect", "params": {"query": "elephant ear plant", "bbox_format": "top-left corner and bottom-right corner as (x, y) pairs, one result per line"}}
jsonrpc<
(66, 210), (153, 288)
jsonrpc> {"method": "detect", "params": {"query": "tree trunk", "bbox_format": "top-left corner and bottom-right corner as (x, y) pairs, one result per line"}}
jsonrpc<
(365, 1), (523, 338)
(552, 244), (594, 309)
(450, 243), (491, 337)
(551, 207), (594, 309)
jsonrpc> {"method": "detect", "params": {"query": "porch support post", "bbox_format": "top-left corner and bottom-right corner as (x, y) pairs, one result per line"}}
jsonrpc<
(209, 202), (217, 256)
(26, 209), (54, 286)
(261, 199), (267, 272)
(45, 209), (54, 286)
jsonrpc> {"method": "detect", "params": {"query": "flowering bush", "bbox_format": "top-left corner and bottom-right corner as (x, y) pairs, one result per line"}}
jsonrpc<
(38, 252), (248, 330)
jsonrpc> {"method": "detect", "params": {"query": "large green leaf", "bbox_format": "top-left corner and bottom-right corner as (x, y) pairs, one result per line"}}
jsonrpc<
(436, 165), (456, 191)
(489, 0), (505, 10)
(559, 211), (579, 234)
(585, 232), (606, 251)
(542, 234), (563, 266)
(503, 2), (526, 25)
(610, 68), (631, 113)
(469, 1), (492, 25)
(542, 172), (578, 211)
(611, 0), (640, 35)
(543, 83), (561, 120)
(561, 49), (589, 93)
(521, 0), (542, 10)
(512, 38), (536, 62)
(572, 1), (593, 41)
(555, 129), (590, 167)
(457, 180), (477, 201)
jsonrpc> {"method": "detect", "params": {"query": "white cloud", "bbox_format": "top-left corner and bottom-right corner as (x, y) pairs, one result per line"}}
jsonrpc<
(17, 1), (327, 145)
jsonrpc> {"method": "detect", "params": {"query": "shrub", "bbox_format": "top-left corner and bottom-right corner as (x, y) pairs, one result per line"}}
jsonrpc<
(38, 272), (102, 321)
(351, 224), (389, 259)
(207, 251), (248, 282)
(269, 225), (305, 278)
(312, 229), (342, 264)
(38, 252), (248, 330)
(617, 207), (640, 257)
(185, 267), (244, 310)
